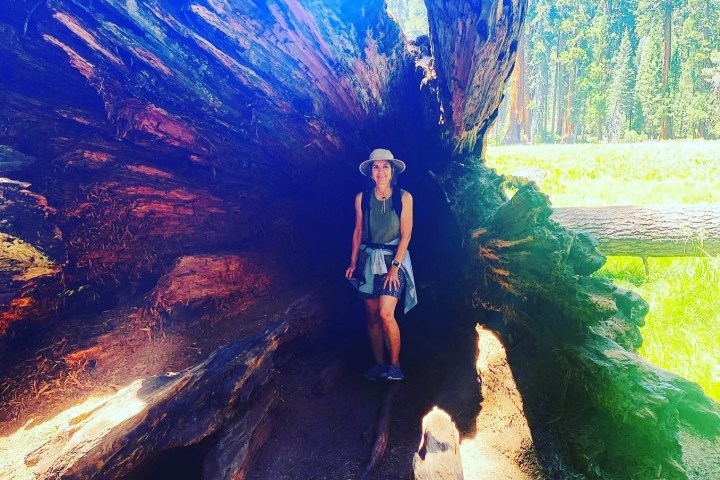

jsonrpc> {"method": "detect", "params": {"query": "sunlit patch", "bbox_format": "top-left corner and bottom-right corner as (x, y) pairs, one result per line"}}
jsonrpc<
(0, 380), (146, 479)
(42, 35), (95, 79)
(130, 47), (173, 76)
(459, 325), (539, 479)
(385, 0), (429, 40)
(53, 12), (123, 66)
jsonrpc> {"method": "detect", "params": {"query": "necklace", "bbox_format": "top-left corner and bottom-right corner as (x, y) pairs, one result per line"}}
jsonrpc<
(375, 187), (391, 215)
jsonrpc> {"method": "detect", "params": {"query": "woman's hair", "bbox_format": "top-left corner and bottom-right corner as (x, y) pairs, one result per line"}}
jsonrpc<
(365, 162), (398, 190)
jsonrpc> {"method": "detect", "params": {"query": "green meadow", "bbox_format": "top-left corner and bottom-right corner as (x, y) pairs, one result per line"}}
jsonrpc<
(486, 140), (720, 401)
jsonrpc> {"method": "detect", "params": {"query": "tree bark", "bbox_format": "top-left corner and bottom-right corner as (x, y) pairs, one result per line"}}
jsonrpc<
(0, 178), (64, 336)
(552, 205), (720, 257)
(552, 36), (563, 140)
(457, 182), (720, 479)
(503, 31), (530, 144)
(0, 0), (414, 334)
(660, 2), (674, 139)
(2, 2), (719, 480)
(561, 62), (577, 143)
(22, 322), (285, 480)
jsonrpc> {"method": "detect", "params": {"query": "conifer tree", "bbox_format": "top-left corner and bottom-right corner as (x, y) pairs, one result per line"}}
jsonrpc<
(607, 30), (635, 140)
(635, 26), (664, 137)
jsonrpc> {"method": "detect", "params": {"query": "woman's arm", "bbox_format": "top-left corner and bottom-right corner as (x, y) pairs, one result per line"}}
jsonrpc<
(345, 192), (364, 279)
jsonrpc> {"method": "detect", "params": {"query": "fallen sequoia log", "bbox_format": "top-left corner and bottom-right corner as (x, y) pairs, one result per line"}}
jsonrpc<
(466, 183), (720, 479)
(17, 322), (285, 480)
(2, 0), (720, 479)
(552, 204), (720, 257)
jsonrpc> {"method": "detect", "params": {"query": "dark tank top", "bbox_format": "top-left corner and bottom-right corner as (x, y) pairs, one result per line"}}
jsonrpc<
(362, 190), (401, 244)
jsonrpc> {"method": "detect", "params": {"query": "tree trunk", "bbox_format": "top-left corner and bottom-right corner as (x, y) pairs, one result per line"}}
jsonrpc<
(561, 62), (577, 143)
(503, 31), (530, 144)
(552, 205), (720, 257)
(22, 323), (285, 480)
(552, 36), (563, 141)
(660, 3), (673, 139)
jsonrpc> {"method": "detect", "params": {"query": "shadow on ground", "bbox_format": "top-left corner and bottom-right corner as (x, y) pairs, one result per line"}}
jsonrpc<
(248, 283), (483, 480)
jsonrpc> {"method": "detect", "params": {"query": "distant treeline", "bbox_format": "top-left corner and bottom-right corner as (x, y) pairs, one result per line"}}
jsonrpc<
(494, 0), (720, 144)
(388, 0), (720, 144)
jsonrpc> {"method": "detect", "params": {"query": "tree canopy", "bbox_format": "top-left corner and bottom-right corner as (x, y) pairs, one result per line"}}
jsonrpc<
(497, 0), (720, 142)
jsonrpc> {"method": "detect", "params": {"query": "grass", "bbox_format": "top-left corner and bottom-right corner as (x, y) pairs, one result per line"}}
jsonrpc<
(486, 140), (720, 401)
(487, 140), (720, 207)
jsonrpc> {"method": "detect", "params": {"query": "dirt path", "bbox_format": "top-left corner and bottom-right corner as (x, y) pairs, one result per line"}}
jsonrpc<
(248, 291), (544, 479)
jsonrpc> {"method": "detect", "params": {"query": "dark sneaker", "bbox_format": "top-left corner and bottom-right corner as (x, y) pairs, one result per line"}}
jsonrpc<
(363, 364), (386, 381)
(384, 364), (404, 381)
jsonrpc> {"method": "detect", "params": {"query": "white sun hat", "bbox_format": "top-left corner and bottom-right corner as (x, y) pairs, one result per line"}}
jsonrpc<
(358, 148), (406, 175)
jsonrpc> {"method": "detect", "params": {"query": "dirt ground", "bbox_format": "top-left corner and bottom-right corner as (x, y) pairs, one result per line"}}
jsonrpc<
(0, 261), (551, 479)
(247, 287), (545, 480)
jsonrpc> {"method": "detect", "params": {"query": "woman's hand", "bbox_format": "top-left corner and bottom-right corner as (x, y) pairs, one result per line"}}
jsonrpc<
(345, 264), (356, 280)
(383, 265), (400, 290)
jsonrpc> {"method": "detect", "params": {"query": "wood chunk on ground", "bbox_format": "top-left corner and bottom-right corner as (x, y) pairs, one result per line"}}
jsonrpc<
(412, 407), (464, 480)
(140, 254), (274, 326)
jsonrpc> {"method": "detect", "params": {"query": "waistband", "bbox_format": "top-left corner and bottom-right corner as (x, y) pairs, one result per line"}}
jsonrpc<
(362, 242), (398, 251)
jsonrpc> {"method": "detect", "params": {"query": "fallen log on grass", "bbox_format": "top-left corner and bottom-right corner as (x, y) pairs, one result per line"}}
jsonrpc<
(551, 204), (720, 257)
(468, 185), (720, 479)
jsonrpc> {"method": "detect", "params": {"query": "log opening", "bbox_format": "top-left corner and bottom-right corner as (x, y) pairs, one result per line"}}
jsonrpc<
(1, 0), (719, 479)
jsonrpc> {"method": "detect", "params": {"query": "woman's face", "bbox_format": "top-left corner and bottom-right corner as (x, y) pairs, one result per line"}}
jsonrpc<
(371, 160), (392, 186)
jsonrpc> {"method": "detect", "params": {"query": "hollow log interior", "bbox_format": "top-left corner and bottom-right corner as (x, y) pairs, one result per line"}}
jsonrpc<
(1, 1), (718, 479)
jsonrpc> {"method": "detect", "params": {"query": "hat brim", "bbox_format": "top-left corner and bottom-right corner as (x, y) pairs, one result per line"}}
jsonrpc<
(359, 158), (406, 175)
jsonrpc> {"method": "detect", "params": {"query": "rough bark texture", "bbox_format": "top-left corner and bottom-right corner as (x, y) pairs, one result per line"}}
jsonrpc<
(201, 387), (277, 480)
(504, 31), (530, 144)
(137, 254), (276, 331)
(0, 0), (415, 335)
(468, 185), (720, 479)
(1, 1), (719, 479)
(425, 0), (524, 154)
(552, 205), (720, 257)
(0, 177), (65, 335)
(21, 322), (284, 480)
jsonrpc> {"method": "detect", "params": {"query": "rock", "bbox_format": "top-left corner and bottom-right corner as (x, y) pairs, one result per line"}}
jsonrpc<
(412, 407), (464, 480)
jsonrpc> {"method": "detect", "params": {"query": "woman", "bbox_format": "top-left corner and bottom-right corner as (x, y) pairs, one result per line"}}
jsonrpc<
(345, 148), (417, 381)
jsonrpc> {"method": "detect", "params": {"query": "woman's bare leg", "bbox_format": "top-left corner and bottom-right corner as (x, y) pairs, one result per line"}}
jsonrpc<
(378, 295), (401, 365)
(364, 298), (384, 364)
